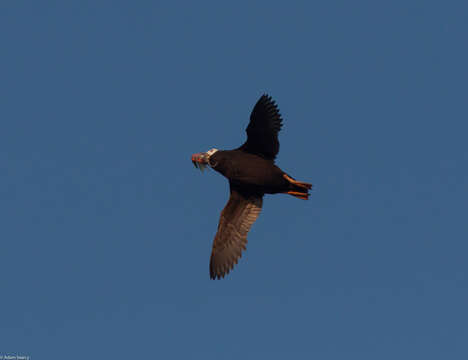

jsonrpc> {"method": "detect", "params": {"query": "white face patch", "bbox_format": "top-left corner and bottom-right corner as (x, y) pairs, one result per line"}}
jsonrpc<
(206, 148), (218, 157)
(206, 148), (219, 168)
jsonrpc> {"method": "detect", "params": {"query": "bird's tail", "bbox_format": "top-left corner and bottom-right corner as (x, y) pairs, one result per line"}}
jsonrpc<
(283, 174), (312, 200)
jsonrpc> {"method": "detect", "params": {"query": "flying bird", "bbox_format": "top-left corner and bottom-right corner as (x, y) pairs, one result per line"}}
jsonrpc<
(192, 94), (312, 279)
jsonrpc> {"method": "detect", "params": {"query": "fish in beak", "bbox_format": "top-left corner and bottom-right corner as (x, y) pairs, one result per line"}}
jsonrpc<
(191, 148), (219, 172)
(191, 152), (210, 172)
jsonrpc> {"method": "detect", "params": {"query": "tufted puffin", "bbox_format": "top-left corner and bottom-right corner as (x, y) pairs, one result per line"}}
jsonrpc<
(192, 94), (312, 280)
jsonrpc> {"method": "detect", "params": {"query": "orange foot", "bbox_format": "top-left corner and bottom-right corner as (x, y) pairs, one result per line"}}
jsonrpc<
(285, 191), (309, 200)
(283, 174), (313, 190)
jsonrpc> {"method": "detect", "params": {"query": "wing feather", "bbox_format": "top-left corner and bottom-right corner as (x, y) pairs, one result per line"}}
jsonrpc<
(238, 94), (283, 160)
(209, 188), (263, 279)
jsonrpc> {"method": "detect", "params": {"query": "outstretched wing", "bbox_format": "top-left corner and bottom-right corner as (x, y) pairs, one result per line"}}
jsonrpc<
(238, 94), (283, 160)
(209, 186), (263, 279)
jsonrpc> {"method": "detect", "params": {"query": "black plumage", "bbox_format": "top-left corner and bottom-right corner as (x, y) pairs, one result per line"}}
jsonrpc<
(191, 94), (312, 279)
(238, 94), (283, 160)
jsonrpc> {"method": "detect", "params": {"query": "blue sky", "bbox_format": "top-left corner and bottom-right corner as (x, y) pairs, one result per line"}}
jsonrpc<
(1, 1), (467, 359)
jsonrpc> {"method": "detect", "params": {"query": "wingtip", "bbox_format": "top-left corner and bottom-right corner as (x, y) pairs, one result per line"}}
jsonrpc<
(210, 258), (236, 280)
(209, 270), (227, 280)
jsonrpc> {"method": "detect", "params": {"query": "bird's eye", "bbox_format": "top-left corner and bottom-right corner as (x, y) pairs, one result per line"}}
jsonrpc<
(209, 157), (218, 167)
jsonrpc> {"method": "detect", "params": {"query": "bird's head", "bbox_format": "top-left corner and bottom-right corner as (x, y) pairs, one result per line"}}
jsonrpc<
(191, 148), (219, 172)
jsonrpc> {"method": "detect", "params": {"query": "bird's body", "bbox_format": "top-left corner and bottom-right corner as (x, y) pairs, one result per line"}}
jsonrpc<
(209, 150), (289, 195)
(192, 94), (312, 279)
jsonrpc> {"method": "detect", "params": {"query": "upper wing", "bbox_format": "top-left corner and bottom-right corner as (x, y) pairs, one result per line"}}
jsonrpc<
(209, 186), (263, 279)
(238, 94), (283, 160)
